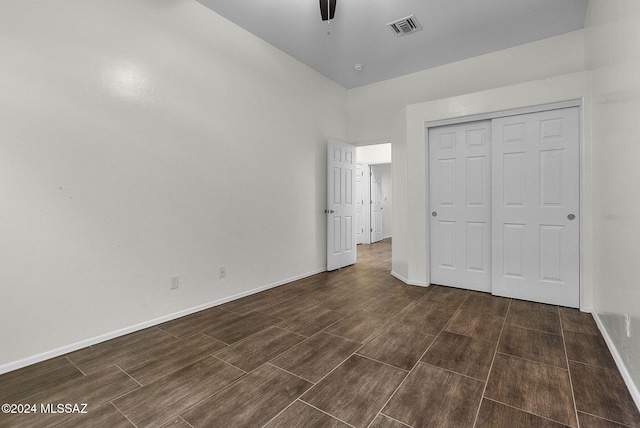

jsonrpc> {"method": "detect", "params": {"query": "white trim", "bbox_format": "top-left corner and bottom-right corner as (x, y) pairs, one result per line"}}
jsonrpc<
(424, 99), (582, 129)
(0, 267), (326, 375)
(592, 312), (640, 412)
(391, 270), (429, 287)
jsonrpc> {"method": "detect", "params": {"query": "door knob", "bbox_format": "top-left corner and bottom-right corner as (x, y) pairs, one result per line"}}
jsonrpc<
(567, 214), (575, 220)
(432, 211), (438, 217)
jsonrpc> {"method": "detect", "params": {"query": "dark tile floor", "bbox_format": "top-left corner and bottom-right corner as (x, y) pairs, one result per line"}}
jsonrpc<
(1, 239), (639, 427)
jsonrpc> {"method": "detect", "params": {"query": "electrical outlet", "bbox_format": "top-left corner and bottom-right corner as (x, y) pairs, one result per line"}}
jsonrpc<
(219, 266), (226, 278)
(625, 314), (631, 338)
(170, 276), (179, 290)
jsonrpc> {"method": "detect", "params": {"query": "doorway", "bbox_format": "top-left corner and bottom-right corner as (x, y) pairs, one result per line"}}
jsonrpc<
(429, 107), (580, 307)
(370, 163), (391, 244)
(356, 143), (392, 246)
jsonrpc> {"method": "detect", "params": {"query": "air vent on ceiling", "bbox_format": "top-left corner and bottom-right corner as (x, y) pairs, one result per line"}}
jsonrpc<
(387, 15), (422, 36)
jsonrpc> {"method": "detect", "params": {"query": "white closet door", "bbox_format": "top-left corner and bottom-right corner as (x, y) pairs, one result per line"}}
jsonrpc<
(491, 107), (580, 307)
(429, 121), (492, 292)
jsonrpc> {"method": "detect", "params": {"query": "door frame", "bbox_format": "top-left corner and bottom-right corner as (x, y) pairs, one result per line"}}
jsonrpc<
(362, 161), (392, 244)
(370, 164), (383, 244)
(425, 99), (583, 306)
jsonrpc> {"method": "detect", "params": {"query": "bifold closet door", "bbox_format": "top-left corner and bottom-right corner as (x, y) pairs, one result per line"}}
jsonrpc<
(491, 107), (580, 307)
(429, 121), (492, 292)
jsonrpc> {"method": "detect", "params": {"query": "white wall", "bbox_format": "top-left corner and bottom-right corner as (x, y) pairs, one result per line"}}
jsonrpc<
(348, 30), (586, 145)
(586, 0), (640, 405)
(0, 0), (347, 371)
(356, 143), (391, 163)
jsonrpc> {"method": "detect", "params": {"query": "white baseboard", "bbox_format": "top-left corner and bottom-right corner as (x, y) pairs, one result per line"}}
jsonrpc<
(390, 271), (429, 287)
(592, 312), (640, 412)
(0, 267), (326, 376)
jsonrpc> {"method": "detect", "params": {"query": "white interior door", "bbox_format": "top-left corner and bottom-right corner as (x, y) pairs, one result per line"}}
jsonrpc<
(429, 121), (492, 292)
(327, 139), (357, 271)
(355, 163), (364, 245)
(492, 107), (580, 307)
(370, 167), (383, 243)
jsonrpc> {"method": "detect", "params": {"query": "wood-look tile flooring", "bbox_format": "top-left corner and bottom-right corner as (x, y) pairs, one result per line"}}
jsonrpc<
(1, 239), (639, 427)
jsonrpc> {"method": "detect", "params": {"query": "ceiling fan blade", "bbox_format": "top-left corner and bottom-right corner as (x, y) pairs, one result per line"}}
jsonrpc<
(319, 0), (336, 21)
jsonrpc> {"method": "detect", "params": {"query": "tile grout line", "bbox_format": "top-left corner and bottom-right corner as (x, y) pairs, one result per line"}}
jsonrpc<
(492, 351), (570, 371)
(575, 409), (635, 428)
(374, 413), (414, 428)
(318, 326), (382, 346)
(354, 353), (411, 374)
(156, 326), (183, 340)
(179, 415), (196, 428)
(165, 359), (251, 425)
(214, 326), (310, 373)
(115, 364), (143, 388)
(123, 352), (231, 390)
(64, 355), (87, 377)
(471, 298), (511, 428)
(259, 398), (307, 428)
(560, 307), (582, 428)
(209, 323), (292, 354)
(265, 362), (316, 385)
(106, 400), (139, 428)
(288, 348), (360, 395)
(302, 312), (351, 337)
(482, 396), (581, 427)
(365, 289), (470, 428)
(567, 357), (622, 371)
(293, 399), (357, 428)
(293, 258), (397, 426)
(418, 360), (490, 384)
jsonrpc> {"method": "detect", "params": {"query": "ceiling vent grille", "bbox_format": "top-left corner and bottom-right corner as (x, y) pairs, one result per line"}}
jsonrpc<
(387, 15), (422, 36)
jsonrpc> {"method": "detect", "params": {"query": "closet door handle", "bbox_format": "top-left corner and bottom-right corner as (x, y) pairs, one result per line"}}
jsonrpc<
(432, 211), (438, 217)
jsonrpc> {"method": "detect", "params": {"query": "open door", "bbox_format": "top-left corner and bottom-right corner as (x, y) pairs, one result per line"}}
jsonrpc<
(327, 139), (357, 271)
(370, 166), (384, 243)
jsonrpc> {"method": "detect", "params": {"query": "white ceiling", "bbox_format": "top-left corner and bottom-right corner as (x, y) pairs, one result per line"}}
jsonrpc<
(196, 0), (589, 89)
